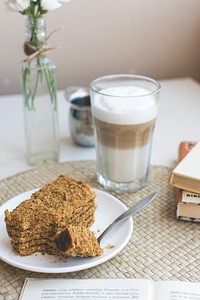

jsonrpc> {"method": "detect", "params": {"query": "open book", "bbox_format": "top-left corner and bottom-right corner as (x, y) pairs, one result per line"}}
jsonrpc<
(19, 278), (200, 300)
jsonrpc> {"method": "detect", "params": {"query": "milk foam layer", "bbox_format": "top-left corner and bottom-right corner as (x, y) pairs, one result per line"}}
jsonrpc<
(93, 86), (158, 125)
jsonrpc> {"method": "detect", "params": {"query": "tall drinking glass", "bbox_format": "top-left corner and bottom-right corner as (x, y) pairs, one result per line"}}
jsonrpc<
(90, 74), (160, 193)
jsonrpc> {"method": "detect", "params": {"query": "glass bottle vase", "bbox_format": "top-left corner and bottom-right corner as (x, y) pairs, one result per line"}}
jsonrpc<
(21, 17), (59, 166)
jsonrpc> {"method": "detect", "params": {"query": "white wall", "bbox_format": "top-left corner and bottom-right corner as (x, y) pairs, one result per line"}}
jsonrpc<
(1, 0), (200, 95)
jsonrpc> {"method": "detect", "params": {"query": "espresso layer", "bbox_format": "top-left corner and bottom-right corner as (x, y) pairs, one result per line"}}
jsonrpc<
(94, 118), (156, 149)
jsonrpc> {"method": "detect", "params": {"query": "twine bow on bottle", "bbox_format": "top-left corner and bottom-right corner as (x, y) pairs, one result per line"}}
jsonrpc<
(23, 28), (60, 63)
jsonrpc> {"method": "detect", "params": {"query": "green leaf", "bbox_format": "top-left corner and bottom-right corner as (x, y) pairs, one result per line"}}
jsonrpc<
(40, 9), (48, 15)
(21, 7), (31, 16)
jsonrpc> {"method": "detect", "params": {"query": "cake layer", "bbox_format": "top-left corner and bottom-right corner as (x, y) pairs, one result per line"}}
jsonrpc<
(11, 241), (49, 256)
(5, 176), (96, 232)
(7, 210), (95, 243)
(6, 201), (96, 240)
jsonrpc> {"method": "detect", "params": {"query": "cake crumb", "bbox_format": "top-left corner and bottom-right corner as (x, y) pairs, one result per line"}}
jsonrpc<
(105, 244), (115, 249)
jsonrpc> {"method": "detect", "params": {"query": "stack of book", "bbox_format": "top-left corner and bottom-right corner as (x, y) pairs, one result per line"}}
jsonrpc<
(169, 141), (200, 222)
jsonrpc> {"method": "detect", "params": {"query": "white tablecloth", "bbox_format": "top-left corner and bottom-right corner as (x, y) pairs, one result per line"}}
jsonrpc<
(0, 77), (200, 180)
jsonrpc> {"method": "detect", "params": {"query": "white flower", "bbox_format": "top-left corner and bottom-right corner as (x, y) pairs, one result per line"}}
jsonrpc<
(5, 0), (29, 12)
(5, 0), (71, 13)
(41, 0), (71, 11)
(41, 0), (61, 11)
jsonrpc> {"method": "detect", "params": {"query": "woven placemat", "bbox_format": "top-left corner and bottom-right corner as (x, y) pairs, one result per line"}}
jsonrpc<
(0, 160), (200, 299)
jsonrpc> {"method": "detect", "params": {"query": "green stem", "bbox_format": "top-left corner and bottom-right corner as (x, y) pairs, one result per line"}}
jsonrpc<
(30, 60), (42, 109)
(22, 66), (31, 110)
(23, 58), (57, 111)
(23, 13), (57, 111)
(43, 65), (57, 110)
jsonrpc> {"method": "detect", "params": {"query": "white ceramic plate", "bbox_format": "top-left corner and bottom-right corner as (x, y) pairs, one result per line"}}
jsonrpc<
(0, 188), (133, 273)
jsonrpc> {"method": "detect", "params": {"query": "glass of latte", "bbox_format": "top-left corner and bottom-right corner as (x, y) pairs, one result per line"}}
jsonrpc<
(90, 74), (160, 193)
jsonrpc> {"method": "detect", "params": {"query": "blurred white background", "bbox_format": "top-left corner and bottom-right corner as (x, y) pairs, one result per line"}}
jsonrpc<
(0, 0), (200, 95)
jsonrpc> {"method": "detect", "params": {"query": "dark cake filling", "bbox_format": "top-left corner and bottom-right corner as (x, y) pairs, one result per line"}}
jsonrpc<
(54, 229), (72, 251)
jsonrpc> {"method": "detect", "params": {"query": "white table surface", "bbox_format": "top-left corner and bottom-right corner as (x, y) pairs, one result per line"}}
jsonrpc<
(0, 77), (200, 181)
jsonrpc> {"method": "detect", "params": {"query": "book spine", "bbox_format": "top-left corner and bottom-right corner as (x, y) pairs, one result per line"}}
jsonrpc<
(177, 141), (200, 204)
(177, 215), (200, 222)
(176, 141), (200, 221)
(169, 141), (200, 192)
(178, 141), (197, 161)
(177, 190), (200, 204)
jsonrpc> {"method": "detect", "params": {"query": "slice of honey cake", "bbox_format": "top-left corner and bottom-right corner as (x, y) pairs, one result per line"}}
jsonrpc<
(4, 175), (99, 256)
(53, 225), (103, 257)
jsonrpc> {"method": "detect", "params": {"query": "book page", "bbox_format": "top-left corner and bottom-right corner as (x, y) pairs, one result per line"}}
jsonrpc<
(173, 141), (200, 178)
(19, 278), (153, 300)
(154, 280), (200, 300)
